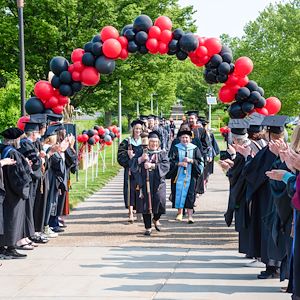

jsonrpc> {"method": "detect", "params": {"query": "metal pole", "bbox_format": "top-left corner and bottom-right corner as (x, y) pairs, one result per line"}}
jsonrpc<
(137, 101), (139, 117)
(118, 79), (122, 144)
(156, 99), (158, 116)
(85, 144), (88, 189)
(151, 94), (153, 114)
(17, 0), (26, 116)
(209, 104), (212, 130)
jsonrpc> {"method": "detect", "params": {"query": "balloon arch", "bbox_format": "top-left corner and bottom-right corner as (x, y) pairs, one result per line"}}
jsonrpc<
(18, 14), (282, 126)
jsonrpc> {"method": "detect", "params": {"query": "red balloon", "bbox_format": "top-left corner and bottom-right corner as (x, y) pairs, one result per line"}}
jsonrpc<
(198, 37), (206, 46)
(119, 48), (129, 60)
(71, 48), (85, 63)
(265, 97), (281, 115)
(17, 115), (30, 130)
(45, 96), (59, 108)
(218, 86), (235, 103)
(68, 64), (75, 73)
(82, 134), (89, 143)
(103, 39), (122, 59)
(112, 127), (118, 134)
(52, 105), (64, 114)
(105, 140), (113, 146)
(255, 107), (269, 116)
(195, 46), (208, 58)
(72, 71), (81, 82)
(81, 67), (100, 86)
(237, 76), (249, 87)
(58, 96), (69, 106)
(160, 30), (172, 44)
(100, 26), (119, 41)
(198, 55), (210, 65)
(148, 26), (161, 39)
(230, 84), (241, 95)
(234, 57), (253, 77)
(98, 127), (105, 136)
(94, 135), (100, 143)
(158, 42), (168, 54)
(77, 135), (83, 143)
(154, 16), (172, 31)
(34, 80), (54, 102)
(117, 36), (128, 48)
(226, 74), (239, 86)
(73, 61), (84, 72)
(204, 38), (222, 56)
(146, 38), (158, 53)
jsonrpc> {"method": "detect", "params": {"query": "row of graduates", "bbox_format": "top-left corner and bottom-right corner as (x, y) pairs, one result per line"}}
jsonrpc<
(221, 113), (300, 299)
(0, 113), (77, 259)
(117, 111), (219, 235)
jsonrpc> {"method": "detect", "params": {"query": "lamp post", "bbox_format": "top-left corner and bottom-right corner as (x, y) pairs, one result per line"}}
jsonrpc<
(136, 101), (139, 117)
(118, 79), (122, 143)
(206, 93), (217, 130)
(17, 0), (26, 116)
(150, 93), (158, 115)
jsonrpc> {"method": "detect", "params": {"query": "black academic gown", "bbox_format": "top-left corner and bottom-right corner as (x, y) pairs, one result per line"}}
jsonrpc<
(19, 138), (42, 237)
(168, 145), (203, 209)
(269, 159), (293, 280)
(243, 146), (279, 264)
(0, 145), (32, 247)
(130, 150), (169, 214)
(204, 132), (220, 179)
(224, 153), (250, 254)
(117, 138), (142, 209)
(0, 166), (5, 235)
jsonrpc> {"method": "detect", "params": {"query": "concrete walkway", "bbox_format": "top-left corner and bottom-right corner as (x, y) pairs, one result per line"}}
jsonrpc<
(0, 166), (289, 299)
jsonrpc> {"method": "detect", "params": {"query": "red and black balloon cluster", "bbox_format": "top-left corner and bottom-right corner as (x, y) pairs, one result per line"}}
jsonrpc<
(20, 14), (282, 122)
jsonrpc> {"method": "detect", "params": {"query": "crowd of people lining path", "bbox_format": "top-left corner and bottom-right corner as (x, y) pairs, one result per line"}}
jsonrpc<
(117, 111), (300, 300)
(0, 108), (299, 299)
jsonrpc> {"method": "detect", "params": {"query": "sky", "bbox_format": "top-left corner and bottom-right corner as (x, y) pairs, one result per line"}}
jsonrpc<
(178, 0), (282, 38)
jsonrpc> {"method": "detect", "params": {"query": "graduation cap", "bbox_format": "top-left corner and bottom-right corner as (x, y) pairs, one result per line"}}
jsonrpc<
(130, 119), (144, 128)
(139, 115), (148, 121)
(30, 114), (47, 127)
(185, 110), (199, 117)
(261, 115), (288, 134)
(148, 130), (161, 140)
(47, 113), (63, 122)
(43, 124), (64, 138)
(0, 127), (24, 139)
(177, 129), (193, 137)
(147, 114), (155, 120)
(198, 116), (209, 126)
(246, 113), (265, 133)
(228, 119), (250, 135)
(23, 121), (41, 132)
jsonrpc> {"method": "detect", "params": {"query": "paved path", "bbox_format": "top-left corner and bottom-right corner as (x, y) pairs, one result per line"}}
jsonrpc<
(0, 166), (289, 299)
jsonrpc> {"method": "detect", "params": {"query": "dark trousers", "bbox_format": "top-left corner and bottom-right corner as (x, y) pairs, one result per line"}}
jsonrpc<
(143, 213), (161, 229)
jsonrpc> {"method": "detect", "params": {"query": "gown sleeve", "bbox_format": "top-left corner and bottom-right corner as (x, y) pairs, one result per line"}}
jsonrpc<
(156, 151), (170, 178)
(166, 146), (179, 179)
(117, 139), (129, 168)
(192, 147), (204, 177)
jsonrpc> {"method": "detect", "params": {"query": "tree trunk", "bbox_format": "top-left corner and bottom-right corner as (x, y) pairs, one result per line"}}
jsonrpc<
(104, 111), (112, 126)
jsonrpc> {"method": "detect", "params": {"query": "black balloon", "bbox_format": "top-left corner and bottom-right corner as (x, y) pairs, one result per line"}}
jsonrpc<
(229, 63), (235, 73)
(218, 62), (231, 75)
(82, 52), (95, 66)
(168, 39), (178, 52)
(59, 84), (72, 96)
(246, 80), (258, 92)
(236, 87), (251, 101)
(59, 71), (72, 84)
(71, 81), (82, 92)
(50, 56), (69, 76)
(124, 29), (135, 41)
(255, 97), (266, 108)
(87, 129), (95, 137)
(121, 24), (133, 36)
(217, 74), (228, 83)
(51, 75), (61, 88)
(128, 41), (139, 53)
(95, 56), (116, 74)
(173, 28), (184, 40)
(82, 130), (88, 135)
(204, 71), (218, 84)
(248, 91), (261, 104)
(94, 125), (100, 130)
(133, 15), (153, 32)
(92, 42), (103, 56)
(44, 109), (54, 114)
(222, 52), (233, 64)
(88, 137), (95, 145)
(84, 42), (94, 53)
(219, 45), (233, 56)
(176, 51), (188, 61)
(139, 45), (148, 54)
(228, 102), (246, 119)
(92, 35), (101, 43)
(257, 87), (265, 96)
(209, 54), (223, 68)
(179, 33), (199, 53)
(25, 97), (45, 115)
(109, 132), (116, 139)
(135, 31), (148, 46)
(242, 102), (255, 113)
(167, 49), (177, 55)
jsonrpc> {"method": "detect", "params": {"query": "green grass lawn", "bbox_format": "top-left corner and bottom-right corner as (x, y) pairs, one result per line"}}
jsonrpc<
(69, 140), (121, 209)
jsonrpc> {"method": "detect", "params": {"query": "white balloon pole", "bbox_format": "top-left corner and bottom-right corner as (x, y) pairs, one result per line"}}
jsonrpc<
(84, 144), (88, 188)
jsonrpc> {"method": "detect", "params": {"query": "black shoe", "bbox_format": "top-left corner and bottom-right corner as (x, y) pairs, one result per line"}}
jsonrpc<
(0, 247), (11, 260)
(51, 227), (65, 233)
(144, 229), (152, 236)
(30, 235), (49, 244)
(257, 270), (279, 279)
(5, 248), (27, 259)
(152, 219), (161, 232)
